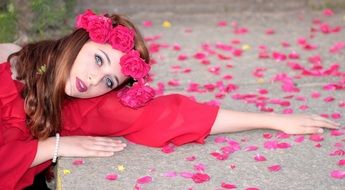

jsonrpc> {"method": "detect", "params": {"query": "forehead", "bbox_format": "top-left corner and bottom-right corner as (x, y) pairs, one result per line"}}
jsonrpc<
(82, 41), (124, 58)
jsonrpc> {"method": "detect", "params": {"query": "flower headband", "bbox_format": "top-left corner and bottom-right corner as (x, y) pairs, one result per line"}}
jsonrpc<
(75, 9), (155, 108)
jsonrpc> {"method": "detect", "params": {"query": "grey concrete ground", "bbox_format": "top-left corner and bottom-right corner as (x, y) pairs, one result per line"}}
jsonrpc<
(57, 1), (345, 189)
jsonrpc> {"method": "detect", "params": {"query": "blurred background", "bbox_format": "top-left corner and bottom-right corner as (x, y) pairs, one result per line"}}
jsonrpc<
(1, 0), (345, 44)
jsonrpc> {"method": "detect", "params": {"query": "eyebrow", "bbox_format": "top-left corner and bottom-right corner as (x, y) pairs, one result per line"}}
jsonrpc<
(98, 48), (120, 86)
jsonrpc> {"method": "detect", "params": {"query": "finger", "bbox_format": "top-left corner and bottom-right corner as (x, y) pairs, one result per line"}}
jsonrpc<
(92, 137), (124, 144)
(93, 141), (127, 148)
(310, 115), (341, 127)
(87, 144), (125, 152)
(87, 151), (115, 157)
(301, 126), (324, 134)
(311, 119), (340, 129)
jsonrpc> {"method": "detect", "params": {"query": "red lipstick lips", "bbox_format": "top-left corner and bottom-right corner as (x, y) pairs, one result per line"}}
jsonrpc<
(76, 77), (88, 92)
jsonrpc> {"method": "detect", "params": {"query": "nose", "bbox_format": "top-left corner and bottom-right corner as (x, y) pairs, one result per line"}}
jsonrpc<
(88, 72), (103, 86)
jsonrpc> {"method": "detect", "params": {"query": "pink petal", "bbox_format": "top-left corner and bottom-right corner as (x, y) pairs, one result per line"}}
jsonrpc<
(105, 173), (118, 181)
(221, 182), (237, 189)
(323, 8), (334, 16)
(263, 133), (273, 139)
(163, 171), (178, 177)
(142, 20), (152, 27)
(173, 43), (181, 51)
(331, 130), (344, 136)
(294, 135), (305, 143)
(268, 165), (281, 172)
(136, 176), (153, 184)
(276, 133), (290, 139)
(338, 159), (345, 166)
(191, 173), (210, 184)
(186, 156), (196, 161)
(330, 170), (345, 179)
(244, 145), (258, 151)
(254, 154), (267, 162)
(177, 54), (188, 61)
(211, 152), (229, 160)
(246, 188), (260, 190)
(180, 172), (194, 178)
(331, 112), (341, 119)
(217, 21), (227, 27)
(277, 142), (292, 149)
(194, 163), (206, 172)
(329, 149), (345, 156)
(309, 134), (324, 142)
(264, 140), (278, 150)
(161, 144), (175, 154)
(72, 159), (84, 165)
(311, 91), (321, 98)
(324, 96), (335, 102)
(214, 136), (228, 143)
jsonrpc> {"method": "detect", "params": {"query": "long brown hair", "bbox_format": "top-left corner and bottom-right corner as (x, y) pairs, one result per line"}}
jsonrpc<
(8, 13), (149, 139)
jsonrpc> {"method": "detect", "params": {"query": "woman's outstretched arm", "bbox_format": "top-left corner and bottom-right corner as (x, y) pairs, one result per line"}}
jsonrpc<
(31, 136), (127, 167)
(210, 109), (340, 135)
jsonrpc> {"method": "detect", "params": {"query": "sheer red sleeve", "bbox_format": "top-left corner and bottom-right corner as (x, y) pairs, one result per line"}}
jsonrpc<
(62, 91), (219, 147)
(0, 62), (50, 189)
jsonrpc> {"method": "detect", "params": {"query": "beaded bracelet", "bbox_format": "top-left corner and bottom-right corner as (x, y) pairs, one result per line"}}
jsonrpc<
(52, 133), (60, 163)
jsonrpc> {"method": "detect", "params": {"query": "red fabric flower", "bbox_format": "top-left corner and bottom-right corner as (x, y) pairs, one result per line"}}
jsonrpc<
(117, 82), (155, 109)
(108, 25), (135, 53)
(86, 15), (112, 43)
(120, 50), (150, 79)
(75, 9), (96, 29)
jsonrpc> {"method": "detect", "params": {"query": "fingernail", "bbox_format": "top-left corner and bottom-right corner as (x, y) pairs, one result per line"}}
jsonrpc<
(318, 129), (324, 133)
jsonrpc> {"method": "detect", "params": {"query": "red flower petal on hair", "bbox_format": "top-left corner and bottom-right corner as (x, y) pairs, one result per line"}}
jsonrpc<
(87, 15), (112, 43)
(109, 25), (135, 53)
(120, 50), (150, 79)
(75, 9), (96, 29)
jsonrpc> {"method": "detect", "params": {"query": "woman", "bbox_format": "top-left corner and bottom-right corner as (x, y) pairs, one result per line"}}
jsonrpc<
(0, 10), (339, 189)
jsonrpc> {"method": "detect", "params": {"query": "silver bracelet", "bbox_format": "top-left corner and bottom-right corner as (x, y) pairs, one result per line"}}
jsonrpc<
(52, 133), (60, 163)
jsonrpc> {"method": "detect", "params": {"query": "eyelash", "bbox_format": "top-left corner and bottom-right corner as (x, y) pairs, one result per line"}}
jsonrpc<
(95, 54), (114, 89)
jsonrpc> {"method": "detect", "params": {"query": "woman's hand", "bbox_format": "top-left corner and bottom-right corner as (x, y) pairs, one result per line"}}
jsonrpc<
(33, 136), (126, 167)
(58, 136), (126, 157)
(269, 113), (341, 135)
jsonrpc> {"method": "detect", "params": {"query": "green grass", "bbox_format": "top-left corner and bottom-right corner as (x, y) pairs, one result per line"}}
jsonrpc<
(0, 3), (16, 43)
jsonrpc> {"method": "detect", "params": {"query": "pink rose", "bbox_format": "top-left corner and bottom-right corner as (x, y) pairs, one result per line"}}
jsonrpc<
(108, 25), (135, 53)
(118, 82), (155, 109)
(75, 9), (96, 29)
(86, 15), (112, 43)
(120, 50), (150, 79)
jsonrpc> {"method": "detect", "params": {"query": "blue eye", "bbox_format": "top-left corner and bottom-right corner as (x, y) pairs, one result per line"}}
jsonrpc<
(105, 77), (114, 89)
(95, 54), (103, 66)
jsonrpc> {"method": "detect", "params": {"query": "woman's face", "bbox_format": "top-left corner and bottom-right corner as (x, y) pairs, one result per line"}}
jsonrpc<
(65, 41), (128, 98)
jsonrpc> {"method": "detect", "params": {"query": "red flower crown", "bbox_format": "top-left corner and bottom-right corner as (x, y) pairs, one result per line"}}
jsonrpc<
(75, 9), (155, 108)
